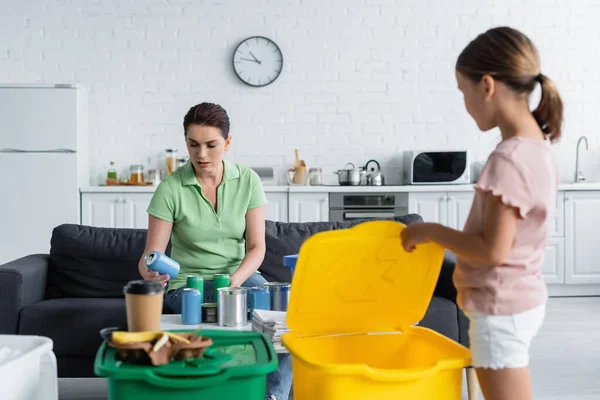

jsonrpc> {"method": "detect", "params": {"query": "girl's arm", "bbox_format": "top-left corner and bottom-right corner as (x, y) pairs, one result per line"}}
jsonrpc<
(403, 192), (519, 265)
(230, 205), (267, 287)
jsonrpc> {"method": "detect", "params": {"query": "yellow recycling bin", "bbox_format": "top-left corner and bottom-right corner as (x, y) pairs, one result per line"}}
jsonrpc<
(281, 220), (471, 400)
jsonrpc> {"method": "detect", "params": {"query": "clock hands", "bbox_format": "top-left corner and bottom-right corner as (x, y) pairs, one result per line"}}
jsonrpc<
(249, 51), (262, 65)
(240, 57), (260, 64)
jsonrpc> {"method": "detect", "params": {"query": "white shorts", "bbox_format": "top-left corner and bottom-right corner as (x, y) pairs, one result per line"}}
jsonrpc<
(465, 303), (546, 369)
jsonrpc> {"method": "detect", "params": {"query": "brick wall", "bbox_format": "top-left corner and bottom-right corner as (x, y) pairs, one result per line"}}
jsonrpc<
(1, 0), (599, 185)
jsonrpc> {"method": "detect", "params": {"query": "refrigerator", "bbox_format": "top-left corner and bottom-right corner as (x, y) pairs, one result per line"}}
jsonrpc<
(0, 84), (88, 265)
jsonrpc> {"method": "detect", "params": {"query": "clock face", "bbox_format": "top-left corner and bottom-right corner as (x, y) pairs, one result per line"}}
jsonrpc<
(232, 36), (283, 87)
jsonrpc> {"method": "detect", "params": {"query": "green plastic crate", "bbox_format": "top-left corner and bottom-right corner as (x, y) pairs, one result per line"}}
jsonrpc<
(94, 330), (278, 400)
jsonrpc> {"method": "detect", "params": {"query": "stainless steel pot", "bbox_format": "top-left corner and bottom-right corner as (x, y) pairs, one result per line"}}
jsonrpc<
(334, 163), (365, 186)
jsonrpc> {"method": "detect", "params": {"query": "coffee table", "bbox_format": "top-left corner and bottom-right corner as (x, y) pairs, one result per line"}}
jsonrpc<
(160, 314), (288, 354)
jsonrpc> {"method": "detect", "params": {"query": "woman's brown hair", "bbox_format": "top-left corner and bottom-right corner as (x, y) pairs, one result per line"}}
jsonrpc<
(456, 27), (563, 142)
(183, 102), (230, 138)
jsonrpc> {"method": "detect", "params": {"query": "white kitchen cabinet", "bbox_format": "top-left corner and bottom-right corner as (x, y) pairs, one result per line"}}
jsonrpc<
(288, 192), (329, 223)
(408, 192), (446, 226)
(81, 193), (152, 229)
(408, 191), (474, 230)
(447, 192), (475, 231)
(541, 237), (565, 284)
(265, 192), (288, 223)
(122, 194), (152, 229)
(81, 193), (124, 228)
(549, 192), (565, 237)
(565, 191), (600, 284)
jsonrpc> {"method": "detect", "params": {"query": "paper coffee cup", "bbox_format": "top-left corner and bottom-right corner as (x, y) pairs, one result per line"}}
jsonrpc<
(123, 280), (164, 332)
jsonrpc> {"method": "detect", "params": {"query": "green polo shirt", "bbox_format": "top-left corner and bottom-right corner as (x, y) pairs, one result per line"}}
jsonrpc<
(146, 160), (267, 291)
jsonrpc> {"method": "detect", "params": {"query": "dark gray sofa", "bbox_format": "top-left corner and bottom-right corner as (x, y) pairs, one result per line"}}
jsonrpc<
(0, 215), (468, 377)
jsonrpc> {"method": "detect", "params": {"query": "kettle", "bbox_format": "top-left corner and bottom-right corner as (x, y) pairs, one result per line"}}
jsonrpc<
(365, 159), (384, 186)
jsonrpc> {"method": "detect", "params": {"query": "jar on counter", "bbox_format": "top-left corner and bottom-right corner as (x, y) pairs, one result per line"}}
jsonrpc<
(308, 167), (323, 185)
(177, 157), (188, 169)
(148, 168), (162, 186)
(165, 149), (178, 176)
(129, 165), (145, 184)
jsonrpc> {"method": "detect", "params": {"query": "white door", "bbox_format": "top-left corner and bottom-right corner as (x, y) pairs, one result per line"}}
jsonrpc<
(0, 87), (78, 150)
(541, 237), (565, 284)
(81, 193), (124, 229)
(447, 191), (475, 231)
(123, 194), (153, 229)
(408, 192), (447, 225)
(0, 153), (79, 264)
(565, 192), (600, 284)
(265, 192), (288, 222)
(288, 193), (329, 223)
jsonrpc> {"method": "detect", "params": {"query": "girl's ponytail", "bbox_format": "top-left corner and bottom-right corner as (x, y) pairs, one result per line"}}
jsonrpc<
(456, 27), (565, 143)
(532, 74), (564, 143)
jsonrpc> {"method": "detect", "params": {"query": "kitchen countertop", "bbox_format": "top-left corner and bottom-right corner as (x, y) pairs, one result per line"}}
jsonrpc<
(80, 182), (600, 193)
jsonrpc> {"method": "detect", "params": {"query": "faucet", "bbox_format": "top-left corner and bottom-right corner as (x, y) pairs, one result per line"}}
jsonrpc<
(575, 136), (589, 183)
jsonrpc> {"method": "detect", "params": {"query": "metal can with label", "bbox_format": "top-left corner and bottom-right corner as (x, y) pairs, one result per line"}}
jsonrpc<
(202, 302), (217, 323)
(264, 282), (291, 311)
(213, 273), (231, 300)
(181, 288), (202, 325)
(186, 274), (204, 301)
(249, 287), (270, 318)
(144, 250), (180, 280)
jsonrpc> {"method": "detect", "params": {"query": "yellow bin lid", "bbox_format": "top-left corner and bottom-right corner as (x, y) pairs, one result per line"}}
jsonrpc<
(286, 220), (445, 337)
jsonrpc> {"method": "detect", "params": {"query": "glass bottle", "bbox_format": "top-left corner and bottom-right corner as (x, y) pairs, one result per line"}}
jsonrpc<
(107, 161), (117, 180)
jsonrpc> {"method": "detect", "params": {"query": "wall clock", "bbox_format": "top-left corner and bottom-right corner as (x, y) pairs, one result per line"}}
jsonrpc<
(232, 36), (283, 87)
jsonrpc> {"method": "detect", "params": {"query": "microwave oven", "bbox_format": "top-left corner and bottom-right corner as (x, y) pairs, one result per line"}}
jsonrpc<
(402, 150), (470, 185)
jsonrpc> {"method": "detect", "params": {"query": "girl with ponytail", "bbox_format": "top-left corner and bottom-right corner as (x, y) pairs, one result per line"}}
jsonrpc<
(402, 27), (562, 400)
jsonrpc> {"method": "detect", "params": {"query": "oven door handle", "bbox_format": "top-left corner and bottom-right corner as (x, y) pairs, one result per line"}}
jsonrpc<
(343, 212), (396, 219)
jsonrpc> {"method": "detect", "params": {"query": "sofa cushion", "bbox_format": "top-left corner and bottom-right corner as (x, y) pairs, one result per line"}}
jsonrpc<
(18, 298), (173, 357)
(259, 214), (424, 282)
(419, 296), (460, 343)
(46, 224), (171, 299)
(19, 298), (127, 357)
(56, 357), (97, 378)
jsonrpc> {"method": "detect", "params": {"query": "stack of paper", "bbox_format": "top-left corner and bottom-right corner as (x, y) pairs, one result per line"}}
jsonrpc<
(251, 309), (290, 352)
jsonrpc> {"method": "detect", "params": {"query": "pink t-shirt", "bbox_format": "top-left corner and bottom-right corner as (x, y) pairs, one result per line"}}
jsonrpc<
(453, 136), (558, 315)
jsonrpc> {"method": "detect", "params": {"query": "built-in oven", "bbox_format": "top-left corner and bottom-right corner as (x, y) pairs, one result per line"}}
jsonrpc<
(329, 193), (408, 222)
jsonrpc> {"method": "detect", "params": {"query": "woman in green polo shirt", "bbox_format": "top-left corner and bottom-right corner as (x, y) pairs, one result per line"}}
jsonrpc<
(138, 102), (292, 400)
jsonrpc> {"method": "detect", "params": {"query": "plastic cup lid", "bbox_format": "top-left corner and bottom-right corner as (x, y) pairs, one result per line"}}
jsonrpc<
(123, 280), (164, 295)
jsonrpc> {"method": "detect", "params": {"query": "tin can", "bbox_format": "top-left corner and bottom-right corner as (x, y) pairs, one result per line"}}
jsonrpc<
(202, 302), (217, 323)
(186, 274), (204, 301)
(264, 282), (291, 311)
(249, 287), (270, 318)
(217, 287), (249, 327)
(213, 273), (231, 300)
(144, 250), (180, 280)
(181, 288), (202, 325)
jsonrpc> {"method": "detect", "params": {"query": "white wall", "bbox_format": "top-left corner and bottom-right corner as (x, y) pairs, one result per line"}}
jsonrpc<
(1, 0), (599, 185)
